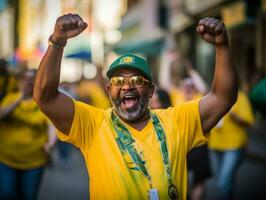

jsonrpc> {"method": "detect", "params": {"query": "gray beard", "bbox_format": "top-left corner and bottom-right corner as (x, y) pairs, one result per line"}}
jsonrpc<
(110, 95), (149, 122)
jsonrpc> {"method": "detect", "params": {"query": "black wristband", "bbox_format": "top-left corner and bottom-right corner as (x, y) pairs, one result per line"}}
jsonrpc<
(48, 35), (67, 49)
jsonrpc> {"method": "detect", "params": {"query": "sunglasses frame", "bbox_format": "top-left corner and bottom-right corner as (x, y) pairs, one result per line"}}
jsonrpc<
(110, 76), (150, 88)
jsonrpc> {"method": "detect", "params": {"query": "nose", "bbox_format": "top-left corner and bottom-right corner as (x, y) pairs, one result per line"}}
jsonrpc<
(121, 79), (134, 90)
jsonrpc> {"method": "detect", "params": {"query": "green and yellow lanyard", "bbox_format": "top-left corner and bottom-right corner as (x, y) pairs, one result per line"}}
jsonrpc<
(111, 111), (178, 200)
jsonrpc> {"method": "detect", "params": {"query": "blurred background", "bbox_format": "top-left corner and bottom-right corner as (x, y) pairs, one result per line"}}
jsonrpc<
(0, 0), (266, 200)
(0, 0), (265, 86)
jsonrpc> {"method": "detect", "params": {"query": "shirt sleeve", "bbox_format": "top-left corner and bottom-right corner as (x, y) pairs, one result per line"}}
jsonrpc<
(173, 99), (207, 152)
(56, 100), (104, 150)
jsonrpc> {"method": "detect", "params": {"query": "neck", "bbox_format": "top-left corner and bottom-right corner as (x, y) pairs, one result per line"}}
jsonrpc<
(119, 110), (151, 131)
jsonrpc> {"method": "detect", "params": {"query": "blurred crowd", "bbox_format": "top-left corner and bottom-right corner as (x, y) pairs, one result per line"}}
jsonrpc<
(0, 41), (265, 199)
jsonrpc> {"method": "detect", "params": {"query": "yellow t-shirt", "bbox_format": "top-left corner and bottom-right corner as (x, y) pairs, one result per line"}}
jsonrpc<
(57, 99), (206, 200)
(0, 92), (49, 169)
(170, 88), (202, 106)
(208, 91), (254, 150)
(76, 80), (111, 109)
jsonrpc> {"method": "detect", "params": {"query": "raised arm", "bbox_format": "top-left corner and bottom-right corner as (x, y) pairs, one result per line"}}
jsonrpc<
(159, 50), (176, 92)
(186, 62), (208, 94)
(33, 14), (87, 135)
(198, 18), (238, 134)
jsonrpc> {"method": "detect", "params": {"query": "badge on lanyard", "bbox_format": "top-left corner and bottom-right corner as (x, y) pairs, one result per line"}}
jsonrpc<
(168, 184), (178, 200)
(148, 189), (160, 200)
(111, 111), (179, 200)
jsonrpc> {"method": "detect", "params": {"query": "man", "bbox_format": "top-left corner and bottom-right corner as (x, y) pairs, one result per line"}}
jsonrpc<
(33, 14), (237, 200)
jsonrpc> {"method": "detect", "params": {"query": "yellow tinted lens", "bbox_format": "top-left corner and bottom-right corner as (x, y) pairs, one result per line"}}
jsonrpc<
(131, 76), (144, 87)
(111, 77), (124, 87)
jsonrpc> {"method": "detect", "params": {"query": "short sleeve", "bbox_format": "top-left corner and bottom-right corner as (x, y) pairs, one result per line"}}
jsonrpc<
(173, 99), (207, 152)
(56, 100), (104, 149)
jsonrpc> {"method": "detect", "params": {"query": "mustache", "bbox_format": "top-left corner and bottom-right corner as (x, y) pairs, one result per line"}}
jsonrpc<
(119, 91), (139, 99)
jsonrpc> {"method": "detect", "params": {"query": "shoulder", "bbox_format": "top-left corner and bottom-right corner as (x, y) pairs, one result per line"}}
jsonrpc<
(153, 99), (200, 120)
(73, 99), (108, 121)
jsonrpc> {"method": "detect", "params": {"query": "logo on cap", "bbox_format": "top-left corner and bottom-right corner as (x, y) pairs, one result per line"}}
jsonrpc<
(119, 56), (135, 64)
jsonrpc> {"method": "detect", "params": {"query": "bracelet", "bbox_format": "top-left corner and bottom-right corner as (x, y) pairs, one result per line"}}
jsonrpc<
(48, 35), (67, 49)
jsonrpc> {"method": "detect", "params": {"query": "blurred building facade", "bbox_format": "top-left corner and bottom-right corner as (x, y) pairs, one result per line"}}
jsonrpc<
(0, 0), (265, 90)
(116, 0), (265, 91)
(0, 0), (126, 82)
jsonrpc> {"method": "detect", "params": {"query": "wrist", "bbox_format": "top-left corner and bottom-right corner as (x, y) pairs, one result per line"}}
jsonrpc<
(216, 42), (230, 50)
(48, 35), (67, 49)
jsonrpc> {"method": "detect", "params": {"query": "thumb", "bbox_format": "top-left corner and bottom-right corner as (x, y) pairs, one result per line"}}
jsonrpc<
(78, 21), (88, 32)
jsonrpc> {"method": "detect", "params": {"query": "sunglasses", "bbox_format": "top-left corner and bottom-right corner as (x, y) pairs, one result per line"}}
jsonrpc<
(110, 76), (150, 88)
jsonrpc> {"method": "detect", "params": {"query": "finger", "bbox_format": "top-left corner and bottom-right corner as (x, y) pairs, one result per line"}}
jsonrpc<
(212, 19), (220, 25)
(65, 14), (79, 30)
(78, 21), (88, 30)
(205, 18), (215, 27)
(73, 14), (83, 21)
(56, 16), (67, 31)
(68, 14), (79, 29)
(72, 14), (88, 30)
(215, 22), (225, 34)
(196, 25), (205, 35)
(209, 19), (218, 29)
(204, 18), (217, 34)
(63, 15), (74, 30)
(198, 17), (211, 26)
(200, 33), (214, 44)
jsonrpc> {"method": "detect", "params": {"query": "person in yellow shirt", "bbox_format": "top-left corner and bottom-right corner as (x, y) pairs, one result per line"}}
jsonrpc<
(149, 87), (171, 109)
(159, 49), (211, 200)
(34, 14), (238, 200)
(208, 90), (254, 200)
(76, 79), (110, 109)
(0, 69), (56, 200)
(159, 52), (207, 106)
(0, 58), (9, 102)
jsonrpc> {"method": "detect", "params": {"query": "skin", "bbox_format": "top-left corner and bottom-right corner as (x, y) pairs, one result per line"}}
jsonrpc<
(34, 14), (237, 136)
(0, 70), (36, 118)
(107, 68), (155, 130)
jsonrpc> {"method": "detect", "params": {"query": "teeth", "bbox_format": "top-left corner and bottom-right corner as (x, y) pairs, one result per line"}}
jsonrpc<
(124, 95), (135, 99)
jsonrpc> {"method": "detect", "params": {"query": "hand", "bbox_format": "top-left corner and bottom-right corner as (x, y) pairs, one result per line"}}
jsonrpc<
(52, 13), (88, 44)
(44, 142), (53, 154)
(165, 50), (180, 61)
(196, 17), (228, 46)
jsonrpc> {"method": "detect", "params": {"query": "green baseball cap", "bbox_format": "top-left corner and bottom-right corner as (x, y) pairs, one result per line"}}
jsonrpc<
(106, 53), (152, 82)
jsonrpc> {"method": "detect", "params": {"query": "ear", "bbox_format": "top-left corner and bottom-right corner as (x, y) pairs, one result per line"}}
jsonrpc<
(106, 84), (111, 95)
(149, 84), (155, 98)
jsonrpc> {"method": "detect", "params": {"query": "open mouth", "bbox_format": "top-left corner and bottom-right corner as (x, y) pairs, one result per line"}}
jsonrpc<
(121, 94), (138, 110)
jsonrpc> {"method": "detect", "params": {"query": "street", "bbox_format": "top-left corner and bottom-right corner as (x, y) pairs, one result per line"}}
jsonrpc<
(38, 132), (266, 200)
(38, 146), (89, 200)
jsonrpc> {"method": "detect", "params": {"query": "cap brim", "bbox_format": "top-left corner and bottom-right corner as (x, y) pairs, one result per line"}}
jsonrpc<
(106, 64), (150, 81)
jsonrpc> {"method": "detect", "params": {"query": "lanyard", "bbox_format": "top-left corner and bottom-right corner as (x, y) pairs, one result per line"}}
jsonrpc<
(111, 110), (172, 187)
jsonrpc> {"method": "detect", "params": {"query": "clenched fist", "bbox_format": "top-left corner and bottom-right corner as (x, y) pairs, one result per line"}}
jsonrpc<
(51, 13), (88, 45)
(196, 17), (228, 46)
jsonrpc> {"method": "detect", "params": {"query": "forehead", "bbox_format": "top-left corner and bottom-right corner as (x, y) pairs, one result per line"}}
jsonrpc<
(112, 68), (142, 77)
